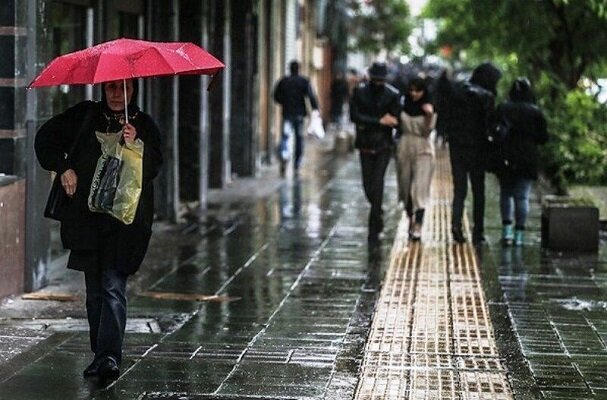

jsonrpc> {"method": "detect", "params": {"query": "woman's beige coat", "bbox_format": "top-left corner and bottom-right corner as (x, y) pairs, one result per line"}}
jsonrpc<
(396, 111), (437, 214)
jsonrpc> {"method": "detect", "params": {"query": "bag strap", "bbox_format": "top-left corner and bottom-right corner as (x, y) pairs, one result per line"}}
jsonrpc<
(66, 102), (97, 161)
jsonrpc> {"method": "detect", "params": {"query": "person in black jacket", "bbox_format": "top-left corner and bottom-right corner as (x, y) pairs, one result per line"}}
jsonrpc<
(436, 62), (502, 244)
(273, 60), (319, 177)
(350, 61), (401, 243)
(35, 79), (162, 381)
(495, 77), (548, 246)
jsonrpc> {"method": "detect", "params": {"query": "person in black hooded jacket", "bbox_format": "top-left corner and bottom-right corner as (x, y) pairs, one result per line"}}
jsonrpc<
(436, 62), (502, 244)
(35, 79), (162, 381)
(495, 77), (548, 246)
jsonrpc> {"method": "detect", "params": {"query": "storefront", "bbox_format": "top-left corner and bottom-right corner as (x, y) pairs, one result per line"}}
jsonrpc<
(0, 0), (332, 299)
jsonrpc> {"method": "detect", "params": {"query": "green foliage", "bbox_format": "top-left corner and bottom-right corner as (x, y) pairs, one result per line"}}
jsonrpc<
(346, 0), (412, 55)
(424, 0), (607, 188)
(541, 88), (607, 186)
(424, 0), (607, 88)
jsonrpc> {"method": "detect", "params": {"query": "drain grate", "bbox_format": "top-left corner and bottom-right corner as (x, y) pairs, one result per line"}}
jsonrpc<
(354, 150), (513, 399)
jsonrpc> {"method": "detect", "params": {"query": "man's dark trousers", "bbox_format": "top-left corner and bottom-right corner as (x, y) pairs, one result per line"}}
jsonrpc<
(450, 147), (485, 239)
(360, 148), (392, 240)
(280, 116), (305, 171)
(85, 268), (128, 365)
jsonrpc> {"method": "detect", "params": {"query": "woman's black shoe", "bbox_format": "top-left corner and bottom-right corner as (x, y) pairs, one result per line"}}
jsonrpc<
(97, 357), (120, 381)
(82, 360), (99, 378)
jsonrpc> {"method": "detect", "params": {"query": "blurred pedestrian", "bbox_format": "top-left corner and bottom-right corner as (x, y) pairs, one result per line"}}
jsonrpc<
(495, 78), (548, 246)
(436, 62), (502, 244)
(346, 68), (361, 97)
(330, 72), (349, 127)
(350, 61), (401, 243)
(35, 79), (163, 381)
(396, 77), (437, 241)
(273, 60), (320, 177)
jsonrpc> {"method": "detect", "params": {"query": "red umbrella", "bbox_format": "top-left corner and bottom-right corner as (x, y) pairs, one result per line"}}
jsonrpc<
(29, 38), (225, 121)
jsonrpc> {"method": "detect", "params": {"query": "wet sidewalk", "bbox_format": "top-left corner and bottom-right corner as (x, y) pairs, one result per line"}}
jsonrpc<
(0, 136), (401, 400)
(2, 137), (607, 399)
(354, 152), (511, 399)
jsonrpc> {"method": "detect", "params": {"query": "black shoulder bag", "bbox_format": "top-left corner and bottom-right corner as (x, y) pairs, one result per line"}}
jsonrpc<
(44, 105), (96, 221)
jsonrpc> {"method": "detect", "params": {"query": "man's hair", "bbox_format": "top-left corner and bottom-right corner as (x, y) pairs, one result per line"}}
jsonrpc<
(289, 60), (300, 75)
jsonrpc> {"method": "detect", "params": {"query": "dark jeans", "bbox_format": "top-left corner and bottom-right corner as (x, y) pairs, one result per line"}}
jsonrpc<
(279, 116), (305, 170)
(85, 267), (128, 366)
(499, 175), (532, 229)
(360, 149), (392, 238)
(450, 148), (485, 237)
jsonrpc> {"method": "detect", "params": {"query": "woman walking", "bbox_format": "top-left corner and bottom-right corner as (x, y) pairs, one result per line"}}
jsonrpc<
(396, 77), (437, 241)
(495, 78), (548, 245)
(35, 79), (162, 381)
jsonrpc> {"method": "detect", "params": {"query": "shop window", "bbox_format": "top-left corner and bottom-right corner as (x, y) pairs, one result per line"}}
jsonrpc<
(118, 11), (140, 39)
(48, 2), (90, 115)
(46, 1), (92, 262)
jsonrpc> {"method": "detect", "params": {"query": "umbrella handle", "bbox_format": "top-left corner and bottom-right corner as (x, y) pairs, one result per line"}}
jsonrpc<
(123, 79), (128, 125)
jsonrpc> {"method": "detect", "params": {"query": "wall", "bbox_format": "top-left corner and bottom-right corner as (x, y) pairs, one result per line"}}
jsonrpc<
(0, 179), (25, 298)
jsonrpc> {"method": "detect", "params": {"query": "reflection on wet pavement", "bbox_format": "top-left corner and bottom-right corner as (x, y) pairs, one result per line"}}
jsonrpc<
(484, 174), (607, 399)
(355, 151), (512, 399)
(0, 143), (399, 399)
(5, 141), (605, 399)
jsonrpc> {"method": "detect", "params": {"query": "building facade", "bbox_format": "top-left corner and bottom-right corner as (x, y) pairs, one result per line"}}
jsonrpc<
(0, 0), (345, 299)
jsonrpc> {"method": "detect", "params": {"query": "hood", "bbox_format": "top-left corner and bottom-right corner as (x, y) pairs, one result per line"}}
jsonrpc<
(469, 62), (502, 95)
(509, 77), (536, 103)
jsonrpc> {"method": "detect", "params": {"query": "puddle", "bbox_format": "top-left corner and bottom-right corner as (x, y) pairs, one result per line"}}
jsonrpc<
(552, 297), (607, 311)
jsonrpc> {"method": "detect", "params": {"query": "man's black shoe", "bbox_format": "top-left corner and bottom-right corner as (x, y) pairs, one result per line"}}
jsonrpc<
(97, 357), (120, 382)
(83, 360), (99, 378)
(452, 228), (466, 244)
(472, 234), (486, 245)
(368, 232), (380, 244)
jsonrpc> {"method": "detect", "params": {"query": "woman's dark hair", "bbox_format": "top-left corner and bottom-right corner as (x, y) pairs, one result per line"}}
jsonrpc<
(408, 77), (427, 92)
(509, 77), (536, 104)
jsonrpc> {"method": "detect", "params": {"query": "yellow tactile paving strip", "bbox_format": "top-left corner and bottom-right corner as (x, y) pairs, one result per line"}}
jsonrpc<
(355, 150), (513, 400)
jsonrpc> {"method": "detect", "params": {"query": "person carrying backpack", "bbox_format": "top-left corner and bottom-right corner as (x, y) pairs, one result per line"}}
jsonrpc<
(436, 62), (502, 244)
(495, 77), (548, 245)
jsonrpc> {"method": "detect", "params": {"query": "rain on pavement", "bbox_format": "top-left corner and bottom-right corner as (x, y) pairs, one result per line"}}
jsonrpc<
(0, 137), (400, 400)
(1, 136), (607, 399)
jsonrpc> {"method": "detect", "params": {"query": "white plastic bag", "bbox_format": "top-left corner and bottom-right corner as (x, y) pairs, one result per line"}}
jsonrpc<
(306, 110), (325, 139)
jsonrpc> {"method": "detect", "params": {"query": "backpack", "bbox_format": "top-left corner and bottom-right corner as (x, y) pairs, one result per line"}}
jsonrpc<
(485, 112), (512, 174)
(487, 114), (511, 144)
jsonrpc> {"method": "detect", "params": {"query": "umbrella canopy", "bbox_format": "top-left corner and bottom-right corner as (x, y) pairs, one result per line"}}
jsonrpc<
(29, 38), (224, 88)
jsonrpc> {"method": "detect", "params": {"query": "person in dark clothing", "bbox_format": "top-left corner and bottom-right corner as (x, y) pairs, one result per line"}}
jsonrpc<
(350, 61), (401, 243)
(330, 72), (349, 126)
(436, 62), (502, 244)
(273, 60), (320, 176)
(495, 77), (548, 245)
(35, 79), (163, 382)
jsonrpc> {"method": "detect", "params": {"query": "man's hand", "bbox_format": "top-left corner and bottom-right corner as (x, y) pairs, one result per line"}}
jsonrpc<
(379, 113), (398, 127)
(61, 169), (78, 198)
